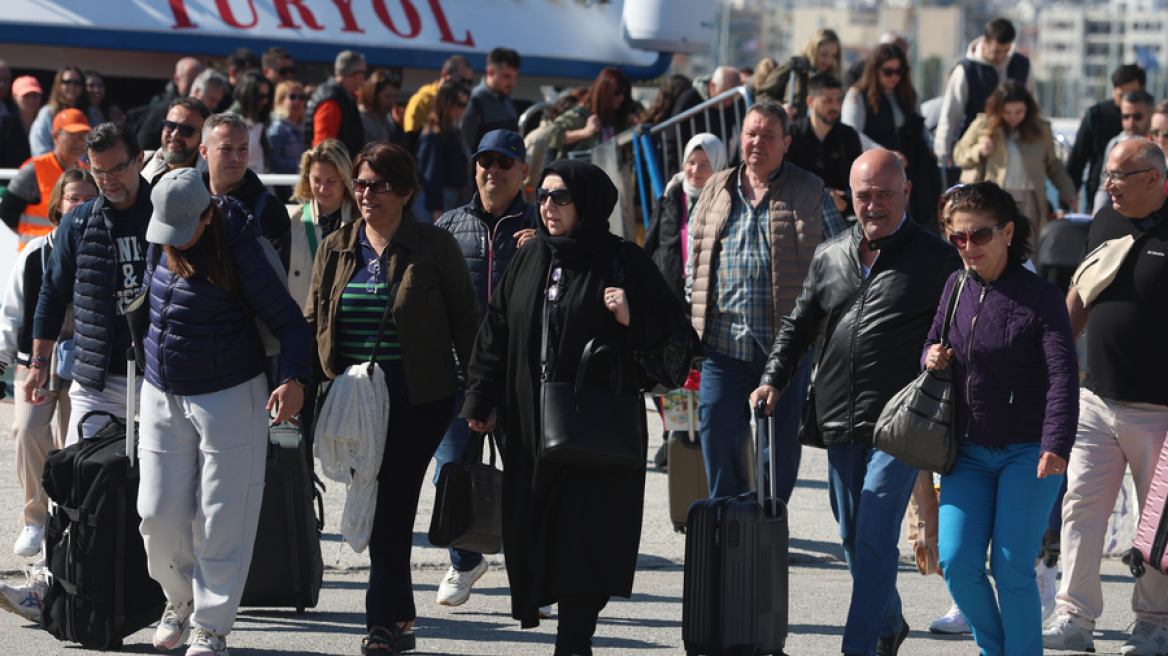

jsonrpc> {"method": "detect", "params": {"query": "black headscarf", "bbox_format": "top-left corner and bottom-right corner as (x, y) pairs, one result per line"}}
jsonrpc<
(535, 159), (619, 266)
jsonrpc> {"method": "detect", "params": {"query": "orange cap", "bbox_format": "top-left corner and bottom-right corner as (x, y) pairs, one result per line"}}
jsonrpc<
(52, 108), (90, 134)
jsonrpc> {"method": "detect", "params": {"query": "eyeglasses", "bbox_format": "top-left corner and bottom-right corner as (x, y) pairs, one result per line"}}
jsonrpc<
(879, 67), (903, 77)
(366, 255), (385, 295)
(1122, 112), (1145, 121)
(287, 93), (306, 101)
(90, 158), (134, 179)
(278, 66), (296, 77)
(1102, 168), (1153, 183)
(61, 79), (83, 87)
(352, 178), (393, 194)
(162, 120), (199, 139)
(537, 188), (573, 206)
(948, 222), (1009, 249)
(347, 69), (367, 78)
(476, 154), (516, 170)
(547, 267), (563, 303)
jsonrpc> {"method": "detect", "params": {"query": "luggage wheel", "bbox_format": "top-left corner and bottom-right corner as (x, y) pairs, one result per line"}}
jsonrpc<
(673, 521), (687, 534)
(1123, 548), (1146, 578)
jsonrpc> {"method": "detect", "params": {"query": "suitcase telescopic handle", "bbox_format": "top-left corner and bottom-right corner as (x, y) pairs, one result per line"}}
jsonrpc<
(754, 401), (778, 517)
(126, 348), (137, 467)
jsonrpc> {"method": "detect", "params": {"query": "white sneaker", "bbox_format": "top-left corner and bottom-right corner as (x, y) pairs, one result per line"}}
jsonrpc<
(13, 525), (44, 558)
(928, 602), (971, 634)
(1037, 560), (1058, 621)
(153, 600), (193, 651)
(1122, 620), (1168, 656)
(1043, 615), (1095, 652)
(436, 560), (488, 607)
(0, 566), (48, 623)
(186, 627), (229, 656)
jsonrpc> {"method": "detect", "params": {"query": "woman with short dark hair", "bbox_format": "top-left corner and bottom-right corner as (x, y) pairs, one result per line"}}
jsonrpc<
(923, 182), (1078, 656)
(306, 142), (479, 655)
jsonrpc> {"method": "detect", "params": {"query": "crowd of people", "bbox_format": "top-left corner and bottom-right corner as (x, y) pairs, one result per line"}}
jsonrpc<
(0, 14), (1164, 656)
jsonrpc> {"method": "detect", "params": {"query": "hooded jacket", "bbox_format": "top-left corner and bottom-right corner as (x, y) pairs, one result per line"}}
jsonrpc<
(461, 159), (688, 627)
(935, 37), (1036, 162)
(760, 219), (962, 445)
(923, 265), (1078, 460)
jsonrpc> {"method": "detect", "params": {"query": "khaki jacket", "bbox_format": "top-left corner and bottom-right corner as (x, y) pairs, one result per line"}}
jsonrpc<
(689, 162), (824, 339)
(305, 215), (480, 405)
(953, 114), (1076, 220)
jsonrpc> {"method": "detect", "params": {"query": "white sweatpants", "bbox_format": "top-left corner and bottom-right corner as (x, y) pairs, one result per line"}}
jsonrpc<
(137, 374), (269, 636)
(68, 373), (142, 444)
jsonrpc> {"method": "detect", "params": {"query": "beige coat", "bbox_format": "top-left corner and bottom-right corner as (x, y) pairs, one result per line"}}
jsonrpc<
(952, 114), (1076, 221)
(689, 162), (824, 340)
(287, 199), (356, 311)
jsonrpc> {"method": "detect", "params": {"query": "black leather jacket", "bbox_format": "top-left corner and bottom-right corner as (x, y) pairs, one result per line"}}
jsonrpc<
(760, 219), (961, 445)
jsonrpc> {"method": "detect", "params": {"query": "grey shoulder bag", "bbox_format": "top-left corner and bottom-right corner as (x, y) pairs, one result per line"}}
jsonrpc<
(872, 270), (967, 475)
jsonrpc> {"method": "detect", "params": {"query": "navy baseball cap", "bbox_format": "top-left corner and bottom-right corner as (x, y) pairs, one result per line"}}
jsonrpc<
(473, 130), (526, 163)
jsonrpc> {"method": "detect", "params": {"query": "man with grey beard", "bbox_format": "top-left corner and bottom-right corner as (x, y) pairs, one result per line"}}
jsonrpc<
(141, 97), (210, 186)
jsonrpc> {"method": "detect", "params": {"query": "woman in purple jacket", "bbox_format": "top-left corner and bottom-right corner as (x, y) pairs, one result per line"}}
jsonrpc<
(924, 182), (1078, 656)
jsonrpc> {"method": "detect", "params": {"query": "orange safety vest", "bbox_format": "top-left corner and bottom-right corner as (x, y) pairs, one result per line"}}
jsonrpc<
(16, 153), (67, 250)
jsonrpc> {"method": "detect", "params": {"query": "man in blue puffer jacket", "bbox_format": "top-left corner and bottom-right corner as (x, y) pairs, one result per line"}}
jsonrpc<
(431, 129), (537, 607)
(26, 121), (152, 441)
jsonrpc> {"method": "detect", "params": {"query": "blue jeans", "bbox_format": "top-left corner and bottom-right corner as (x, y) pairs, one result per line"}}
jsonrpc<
(432, 382), (484, 572)
(698, 341), (809, 501)
(827, 443), (918, 656)
(939, 442), (1061, 656)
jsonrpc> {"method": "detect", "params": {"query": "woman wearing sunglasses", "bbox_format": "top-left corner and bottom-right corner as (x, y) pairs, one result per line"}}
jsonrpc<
(843, 44), (943, 229)
(953, 81), (1077, 250)
(460, 159), (687, 655)
(268, 80), (307, 177)
(923, 182), (1078, 656)
(306, 142), (479, 655)
(28, 66), (101, 157)
(416, 79), (472, 222)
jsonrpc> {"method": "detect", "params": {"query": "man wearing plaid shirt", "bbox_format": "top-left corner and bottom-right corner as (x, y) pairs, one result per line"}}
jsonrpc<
(687, 101), (824, 501)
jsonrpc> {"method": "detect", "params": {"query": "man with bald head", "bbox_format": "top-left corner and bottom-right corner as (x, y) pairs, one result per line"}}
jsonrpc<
(1044, 138), (1168, 655)
(751, 149), (960, 656)
(133, 57), (207, 152)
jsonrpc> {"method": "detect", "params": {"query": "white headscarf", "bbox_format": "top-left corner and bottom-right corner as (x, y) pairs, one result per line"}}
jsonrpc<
(670, 132), (728, 205)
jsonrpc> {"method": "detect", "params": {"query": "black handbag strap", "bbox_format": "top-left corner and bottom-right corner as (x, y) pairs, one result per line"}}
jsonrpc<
(939, 269), (968, 349)
(540, 264), (556, 381)
(368, 248), (410, 370)
(459, 430), (497, 467)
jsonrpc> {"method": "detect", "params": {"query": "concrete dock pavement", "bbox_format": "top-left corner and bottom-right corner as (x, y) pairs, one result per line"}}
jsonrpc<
(0, 401), (1145, 655)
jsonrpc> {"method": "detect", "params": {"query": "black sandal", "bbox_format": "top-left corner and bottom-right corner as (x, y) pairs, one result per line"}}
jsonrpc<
(361, 628), (394, 655)
(390, 624), (416, 652)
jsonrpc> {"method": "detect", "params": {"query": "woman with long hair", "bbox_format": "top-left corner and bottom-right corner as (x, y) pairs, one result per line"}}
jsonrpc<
(287, 138), (359, 309)
(953, 81), (1077, 247)
(138, 168), (310, 656)
(461, 158), (687, 655)
(227, 70), (272, 174)
(306, 142), (479, 655)
(268, 80), (307, 176)
(755, 29), (842, 120)
(843, 44), (944, 229)
(84, 71), (123, 124)
(28, 66), (100, 156)
(416, 79), (471, 221)
(641, 74), (692, 127)
(924, 182), (1077, 656)
(545, 67), (640, 157)
(359, 70), (403, 147)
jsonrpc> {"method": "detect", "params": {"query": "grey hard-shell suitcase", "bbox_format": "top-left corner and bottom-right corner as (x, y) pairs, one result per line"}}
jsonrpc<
(682, 405), (788, 656)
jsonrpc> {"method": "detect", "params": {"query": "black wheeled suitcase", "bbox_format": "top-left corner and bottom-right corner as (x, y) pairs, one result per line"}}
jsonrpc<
(40, 351), (166, 650)
(682, 405), (788, 656)
(239, 422), (325, 613)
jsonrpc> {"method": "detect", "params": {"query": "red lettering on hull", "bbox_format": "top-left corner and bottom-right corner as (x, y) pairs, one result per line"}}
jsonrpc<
(328, 0), (365, 33)
(274, 0), (325, 30)
(216, 0), (259, 29)
(373, 0), (422, 38)
(428, 0), (473, 46)
(168, 0), (198, 29)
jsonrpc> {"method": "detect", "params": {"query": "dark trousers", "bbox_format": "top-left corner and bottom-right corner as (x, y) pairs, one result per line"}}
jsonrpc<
(366, 365), (456, 630)
(554, 592), (610, 656)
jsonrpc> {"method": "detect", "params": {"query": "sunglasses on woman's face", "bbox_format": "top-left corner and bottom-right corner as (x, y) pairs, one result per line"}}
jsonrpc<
(879, 66), (903, 78)
(948, 222), (1008, 249)
(537, 188), (573, 206)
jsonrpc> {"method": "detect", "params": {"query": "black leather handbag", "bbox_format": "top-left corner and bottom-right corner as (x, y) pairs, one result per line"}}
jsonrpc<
(539, 329), (645, 471)
(428, 431), (503, 554)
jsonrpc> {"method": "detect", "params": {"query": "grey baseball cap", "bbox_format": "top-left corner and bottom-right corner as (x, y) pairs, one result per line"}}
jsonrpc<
(147, 168), (212, 246)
